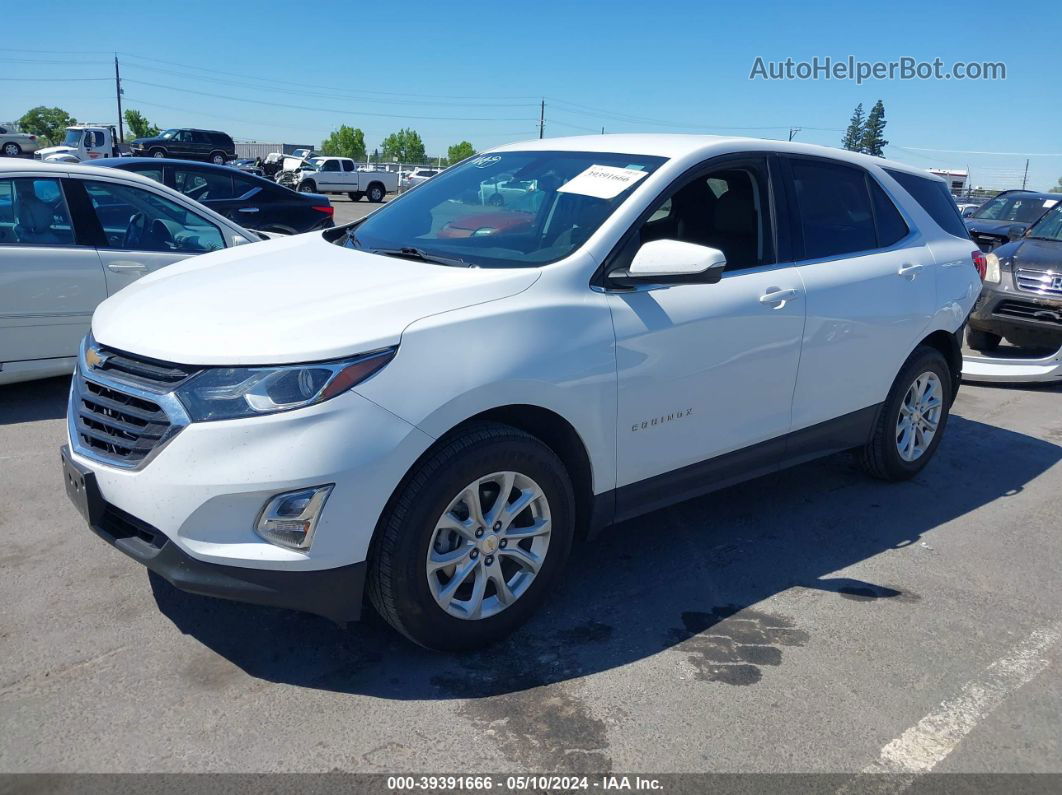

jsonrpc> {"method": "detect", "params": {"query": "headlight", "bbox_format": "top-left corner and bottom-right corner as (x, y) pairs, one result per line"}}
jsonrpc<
(175, 348), (396, 422)
(984, 252), (1001, 283)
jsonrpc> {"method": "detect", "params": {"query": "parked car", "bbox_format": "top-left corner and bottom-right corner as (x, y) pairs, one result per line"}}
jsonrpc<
(0, 126), (40, 157)
(128, 129), (236, 165)
(91, 158), (335, 234)
(956, 202), (981, 218)
(401, 167), (441, 190)
(478, 175), (542, 209)
(293, 156), (397, 202)
(965, 199), (1062, 353)
(229, 158), (265, 177)
(61, 135), (980, 650)
(0, 160), (265, 385)
(964, 189), (1062, 251)
(34, 125), (123, 163)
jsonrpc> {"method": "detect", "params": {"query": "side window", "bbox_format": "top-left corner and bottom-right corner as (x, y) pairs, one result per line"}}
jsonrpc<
(868, 178), (910, 247)
(320, 160), (340, 172)
(342, 160), (355, 172)
(82, 180), (225, 253)
(0, 177), (75, 246)
(127, 166), (164, 184)
(173, 168), (234, 201)
(231, 174), (260, 199)
(884, 169), (968, 238)
(191, 131), (210, 144)
(639, 161), (772, 271)
(790, 159), (877, 259)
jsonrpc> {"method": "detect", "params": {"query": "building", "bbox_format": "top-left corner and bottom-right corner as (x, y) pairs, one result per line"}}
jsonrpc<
(928, 168), (968, 195)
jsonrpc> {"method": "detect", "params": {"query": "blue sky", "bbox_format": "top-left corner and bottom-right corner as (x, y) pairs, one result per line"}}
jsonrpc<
(4, 0), (1060, 189)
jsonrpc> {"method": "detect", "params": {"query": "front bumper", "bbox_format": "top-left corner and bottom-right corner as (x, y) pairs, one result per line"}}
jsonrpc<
(61, 445), (365, 622)
(962, 347), (1062, 383)
(968, 282), (1062, 342)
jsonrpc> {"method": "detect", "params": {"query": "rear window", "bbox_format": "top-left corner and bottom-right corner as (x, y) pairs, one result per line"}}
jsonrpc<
(868, 179), (910, 247)
(884, 169), (968, 238)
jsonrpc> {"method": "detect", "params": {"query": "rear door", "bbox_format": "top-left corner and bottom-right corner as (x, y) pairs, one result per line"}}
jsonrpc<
(780, 155), (936, 431)
(70, 176), (229, 295)
(0, 175), (106, 363)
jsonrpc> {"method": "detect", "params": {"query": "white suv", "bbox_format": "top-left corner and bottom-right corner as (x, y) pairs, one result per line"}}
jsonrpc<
(61, 135), (982, 650)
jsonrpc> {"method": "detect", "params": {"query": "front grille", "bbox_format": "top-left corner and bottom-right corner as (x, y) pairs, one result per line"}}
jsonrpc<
(1015, 266), (1062, 298)
(994, 300), (1062, 326)
(73, 344), (194, 467)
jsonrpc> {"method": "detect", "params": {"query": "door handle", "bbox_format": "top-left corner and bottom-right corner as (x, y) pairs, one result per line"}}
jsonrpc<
(106, 261), (147, 273)
(759, 287), (800, 306)
(898, 263), (925, 279)
(237, 207), (260, 213)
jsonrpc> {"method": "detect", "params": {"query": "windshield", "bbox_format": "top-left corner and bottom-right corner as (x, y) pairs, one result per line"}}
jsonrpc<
(305, 158), (325, 170)
(1027, 203), (1062, 241)
(159, 129), (178, 140)
(343, 150), (666, 268)
(974, 193), (1057, 223)
(62, 129), (82, 147)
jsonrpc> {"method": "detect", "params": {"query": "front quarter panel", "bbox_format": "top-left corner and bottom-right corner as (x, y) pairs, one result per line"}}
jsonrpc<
(353, 260), (618, 496)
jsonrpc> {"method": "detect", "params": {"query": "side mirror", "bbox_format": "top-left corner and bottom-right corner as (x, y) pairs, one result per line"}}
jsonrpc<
(618, 239), (727, 284)
(1007, 224), (1026, 240)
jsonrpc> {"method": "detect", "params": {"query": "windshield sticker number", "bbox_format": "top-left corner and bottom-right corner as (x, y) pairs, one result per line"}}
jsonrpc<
(557, 165), (650, 200)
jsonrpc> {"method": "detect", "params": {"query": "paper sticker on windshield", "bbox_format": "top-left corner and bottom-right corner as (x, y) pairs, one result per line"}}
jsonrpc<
(470, 155), (502, 168)
(1044, 199), (1058, 208)
(558, 165), (649, 199)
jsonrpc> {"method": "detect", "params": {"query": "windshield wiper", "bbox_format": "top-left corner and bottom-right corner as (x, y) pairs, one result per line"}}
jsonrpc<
(371, 247), (470, 267)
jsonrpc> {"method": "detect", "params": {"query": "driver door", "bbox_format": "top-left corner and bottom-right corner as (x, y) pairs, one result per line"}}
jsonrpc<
(71, 177), (228, 295)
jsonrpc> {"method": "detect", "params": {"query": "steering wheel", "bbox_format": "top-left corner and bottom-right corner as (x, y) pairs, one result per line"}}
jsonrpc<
(146, 218), (175, 250)
(124, 212), (146, 248)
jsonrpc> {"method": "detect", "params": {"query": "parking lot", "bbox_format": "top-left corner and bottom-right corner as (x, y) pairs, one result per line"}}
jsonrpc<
(1, 373), (1059, 775)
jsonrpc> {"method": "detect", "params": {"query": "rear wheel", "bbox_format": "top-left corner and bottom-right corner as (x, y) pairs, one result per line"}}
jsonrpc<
(209, 151), (226, 165)
(367, 183), (385, 203)
(859, 346), (952, 481)
(966, 327), (1001, 352)
(368, 422), (574, 650)
(2, 142), (21, 157)
(348, 191), (364, 202)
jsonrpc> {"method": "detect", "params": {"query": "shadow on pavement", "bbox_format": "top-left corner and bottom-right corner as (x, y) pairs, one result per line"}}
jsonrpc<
(150, 413), (1061, 700)
(0, 376), (70, 425)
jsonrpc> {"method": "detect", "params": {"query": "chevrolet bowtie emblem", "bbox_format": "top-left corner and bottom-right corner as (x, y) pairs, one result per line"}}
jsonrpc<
(85, 346), (109, 369)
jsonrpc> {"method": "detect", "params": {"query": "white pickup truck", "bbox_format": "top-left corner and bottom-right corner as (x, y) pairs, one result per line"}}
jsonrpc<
(288, 156), (398, 202)
(34, 125), (124, 163)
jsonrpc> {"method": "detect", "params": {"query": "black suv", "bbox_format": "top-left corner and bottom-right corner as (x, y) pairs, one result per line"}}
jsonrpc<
(964, 189), (1062, 252)
(967, 200), (1062, 352)
(129, 128), (236, 164)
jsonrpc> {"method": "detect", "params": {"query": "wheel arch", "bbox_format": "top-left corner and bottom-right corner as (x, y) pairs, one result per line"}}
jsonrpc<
(916, 328), (963, 400)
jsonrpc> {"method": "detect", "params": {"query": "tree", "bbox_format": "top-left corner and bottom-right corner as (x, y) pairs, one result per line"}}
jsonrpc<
(17, 106), (76, 146)
(320, 124), (366, 160)
(860, 100), (889, 157)
(841, 103), (865, 152)
(1053, 176), (1062, 193)
(123, 109), (160, 139)
(381, 128), (426, 163)
(446, 141), (475, 165)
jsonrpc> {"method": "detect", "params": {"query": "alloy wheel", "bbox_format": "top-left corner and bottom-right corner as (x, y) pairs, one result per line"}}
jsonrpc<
(896, 371), (943, 462)
(426, 471), (551, 620)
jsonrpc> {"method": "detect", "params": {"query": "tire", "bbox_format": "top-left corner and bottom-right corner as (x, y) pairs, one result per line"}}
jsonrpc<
(209, 151), (226, 165)
(348, 191), (364, 202)
(487, 193), (504, 207)
(966, 327), (1001, 352)
(2, 142), (21, 157)
(368, 422), (575, 651)
(149, 148), (166, 158)
(298, 180), (316, 193)
(367, 183), (385, 203)
(859, 345), (952, 482)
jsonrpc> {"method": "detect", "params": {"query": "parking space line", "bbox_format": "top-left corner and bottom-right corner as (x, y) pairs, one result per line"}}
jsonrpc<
(840, 621), (1061, 793)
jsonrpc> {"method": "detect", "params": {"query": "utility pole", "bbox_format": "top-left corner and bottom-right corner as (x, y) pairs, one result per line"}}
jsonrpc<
(114, 55), (124, 143)
(539, 99), (545, 139)
(788, 127), (801, 142)
(1022, 158), (1029, 190)
(601, 126), (605, 135)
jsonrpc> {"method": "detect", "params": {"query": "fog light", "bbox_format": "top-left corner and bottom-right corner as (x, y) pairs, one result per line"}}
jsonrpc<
(255, 485), (333, 550)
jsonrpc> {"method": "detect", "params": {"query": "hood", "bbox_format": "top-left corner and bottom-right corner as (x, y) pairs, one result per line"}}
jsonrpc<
(965, 218), (1028, 237)
(1005, 236), (1062, 269)
(91, 232), (540, 366)
(130, 136), (163, 147)
(36, 145), (78, 157)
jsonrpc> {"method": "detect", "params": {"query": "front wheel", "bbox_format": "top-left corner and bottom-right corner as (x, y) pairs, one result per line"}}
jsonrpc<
(368, 423), (575, 650)
(858, 346), (952, 481)
(150, 148), (165, 158)
(298, 180), (316, 193)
